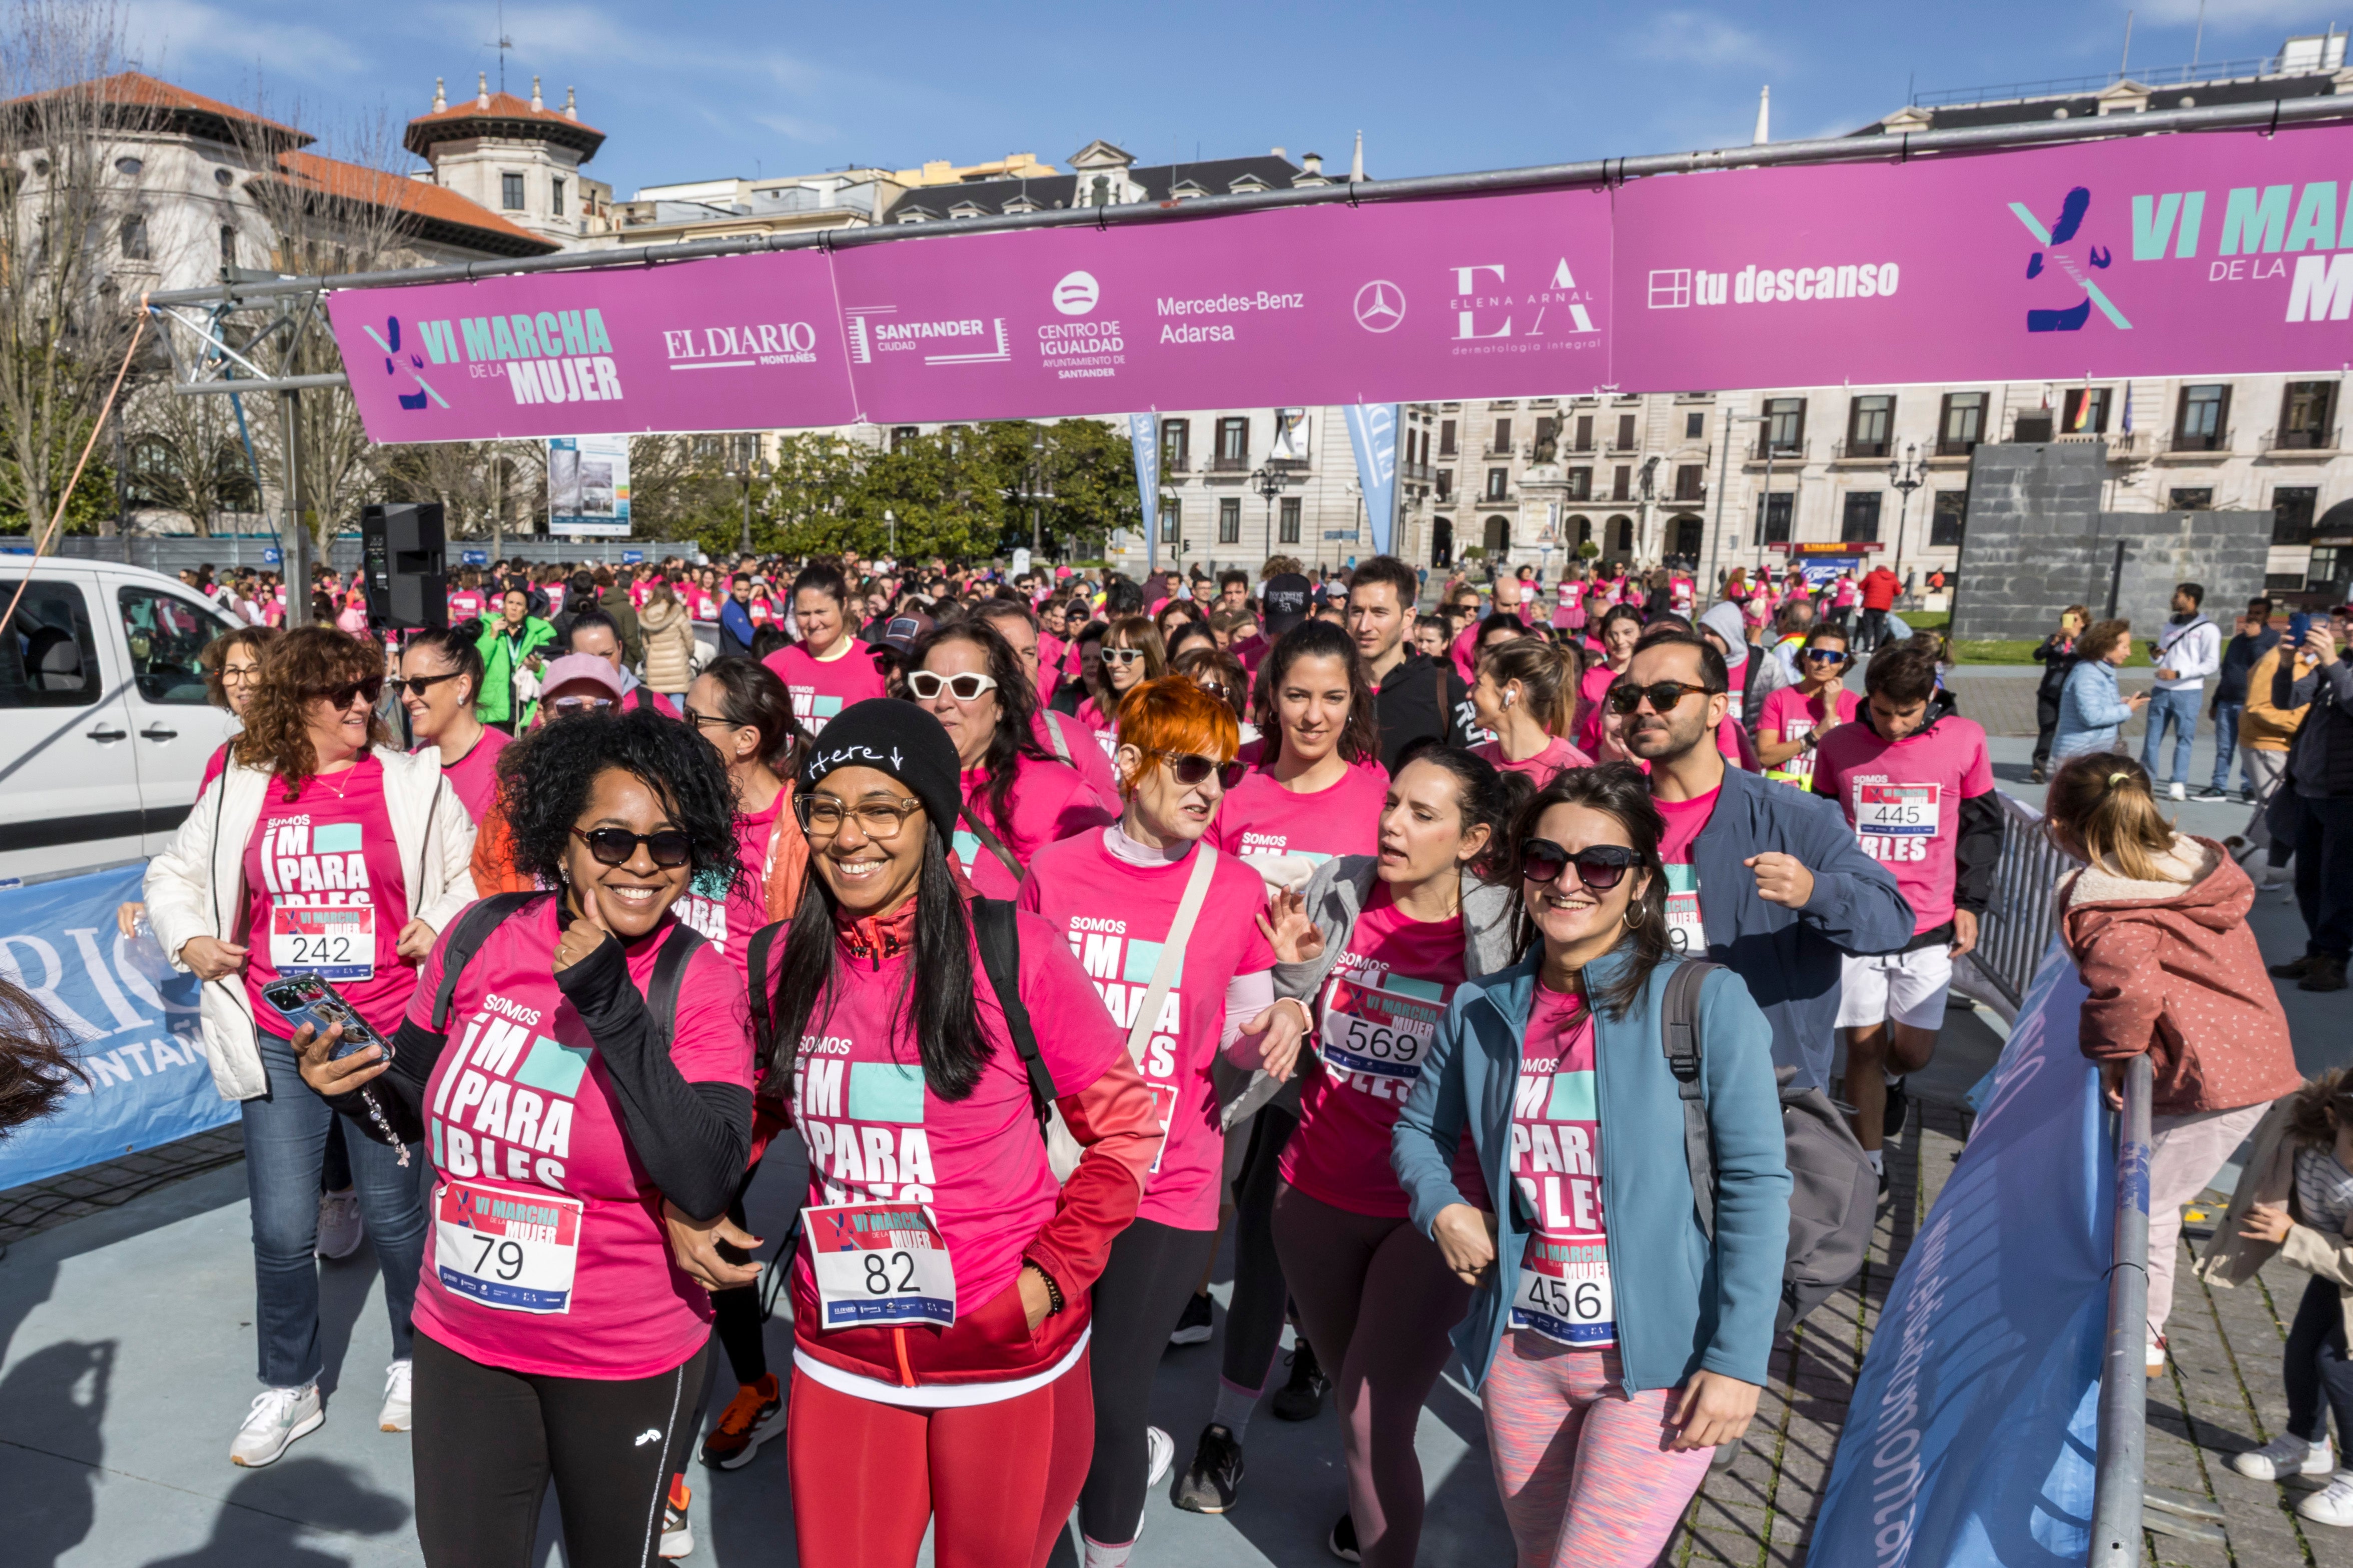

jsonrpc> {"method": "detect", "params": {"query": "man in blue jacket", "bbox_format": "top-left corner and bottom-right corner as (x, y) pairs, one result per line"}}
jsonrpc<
(1618, 632), (1915, 1087)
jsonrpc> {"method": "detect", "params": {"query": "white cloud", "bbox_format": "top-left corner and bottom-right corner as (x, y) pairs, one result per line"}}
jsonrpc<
(1635, 10), (1790, 73)
(2133, 0), (2321, 24)
(122, 0), (362, 79)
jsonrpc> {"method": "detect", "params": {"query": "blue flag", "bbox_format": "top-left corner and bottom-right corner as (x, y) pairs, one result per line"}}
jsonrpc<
(1127, 413), (1160, 568)
(1344, 404), (1399, 555)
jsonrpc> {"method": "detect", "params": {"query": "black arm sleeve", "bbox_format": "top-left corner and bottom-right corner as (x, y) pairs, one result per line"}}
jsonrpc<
(324, 1017), (447, 1147)
(1954, 791), (2003, 915)
(554, 933), (751, 1221)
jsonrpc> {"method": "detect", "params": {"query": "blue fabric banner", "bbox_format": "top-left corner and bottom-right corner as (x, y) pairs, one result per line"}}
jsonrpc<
(1127, 412), (1160, 570)
(0, 866), (233, 1190)
(1344, 404), (1400, 555)
(1812, 943), (2113, 1566)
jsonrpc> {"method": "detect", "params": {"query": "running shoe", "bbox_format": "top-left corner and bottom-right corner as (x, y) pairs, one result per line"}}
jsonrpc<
(316, 1188), (364, 1260)
(1329, 1510), (1362, 1562)
(1882, 1077), (1910, 1142)
(2146, 1332), (2168, 1377)
(1172, 1423), (1245, 1513)
(2299, 1471), (2353, 1526)
(378, 1359), (412, 1432)
(1169, 1291), (1214, 1346)
(2234, 1432), (2335, 1481)
(659, 1475), (693, 1558)
(1272, 1341), (1329, 1422)
(231, 1382), (323, 1467)
(1147, 1425), (1175, 1488)
(699, 1374), (785, 1470)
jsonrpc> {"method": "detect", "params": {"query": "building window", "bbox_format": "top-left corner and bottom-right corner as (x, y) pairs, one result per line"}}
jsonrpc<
(1616, 413), (1637, 451)
(2168, 488), (2215, 511)
(1216, 497), (1240, 544)
(1574, 414), (1594, 453)
(1930, 490), (1968, 548)
(2310, 545), (2351, 595)
(1567, 467), (1592, 501)
(1840, 491), (1883, 543)
(2279, 381), (2336, 450)
(1533, 417), (1557, 462)
(1485, 467), (1510, 501)
(1215, 417), (1249, 469)
(1685, 411), (1705, 440)
(219, 224), (235, 271)
(2063, 387), (2111, 434)
(1161, 418), (1189, 471)
(1163, 498), (1185, 544)
(1937, 392), (1987, 456)
(1611, 466), (1631, 501)
(118, 214), (149, 260)
(1278, 497), (1301, 545)
(1846, 395), (1894, 458)
(1674, 464), (1705, 501)
(1754, 492), (1793, 545)
(2174, 384), (2230, 452)
(1492, 419), (1512, 455)
(1763, 397), (1806, 456)
(501, 171), (525, 210)
(1438, 419), (1456, 457)
(890, 425), (919, 452)
(1435, 470), (1453, 501)
(552, 177), (568, 217)
(1567, 514), (1591, 545)
(2274, 486), (2319, 545)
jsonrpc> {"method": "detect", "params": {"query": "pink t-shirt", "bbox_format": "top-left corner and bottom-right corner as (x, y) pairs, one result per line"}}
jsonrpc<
(1812, 713), (1994, 933)
(772, 910), (1122, 1336)
(1574, 663), (1624, 755)
(1449, 622), (1481, 686)
(1508, 981), (1613, 1348)
(763, 641), (888, 733)
(432, 726), (512, 823)
(242, 755), (415, 1037)
(1473, 734), (1594, 789)
(1207, 758), (1390, 870)
(408, 904), (750, 1378)
(953, 754), (1112, 901)
(1035, 708), (1123, 813)
(1281, 886), (1467, 1218)
(1757, 685), (1858, 790)
(543, 583), (568, 618)
(1019, 833), (1275, 1230)
(1657, 785), (1719, 960)
(1552, 583), (1587, 629)
(676, 785), (790, 963)
(447, 588), (485, 624)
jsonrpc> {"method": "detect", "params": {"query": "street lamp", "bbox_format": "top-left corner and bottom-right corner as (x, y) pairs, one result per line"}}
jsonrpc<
(1887, 442), (1925, 589)
(726, 436), (768, 556)
(1251, 462), (1289, 565)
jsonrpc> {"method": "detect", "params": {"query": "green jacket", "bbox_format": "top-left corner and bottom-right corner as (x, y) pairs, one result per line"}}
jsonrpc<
(475, 616), (556, 725)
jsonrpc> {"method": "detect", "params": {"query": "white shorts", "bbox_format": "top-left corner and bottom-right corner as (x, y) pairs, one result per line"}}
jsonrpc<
(1836, 942), (1954, 1032)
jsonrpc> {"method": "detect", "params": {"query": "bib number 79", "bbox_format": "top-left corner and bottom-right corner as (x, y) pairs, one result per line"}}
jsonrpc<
(471, 1234), (527, 1283)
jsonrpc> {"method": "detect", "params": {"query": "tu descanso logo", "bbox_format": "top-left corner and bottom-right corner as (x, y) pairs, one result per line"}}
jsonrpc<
(356, 316), (450, 411)
(2008, 186), (2131, 334)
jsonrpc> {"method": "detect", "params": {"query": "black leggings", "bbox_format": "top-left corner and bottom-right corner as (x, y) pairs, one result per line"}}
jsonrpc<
(1079, 1217), (1219, 1545)
(1220, 1106), (1298, 1398)
(412, 1330), (707, 1568)
(710, 1163), (767, 1386)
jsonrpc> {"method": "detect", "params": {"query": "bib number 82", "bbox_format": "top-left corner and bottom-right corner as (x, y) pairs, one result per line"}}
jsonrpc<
(863, 1251), (919, 1294)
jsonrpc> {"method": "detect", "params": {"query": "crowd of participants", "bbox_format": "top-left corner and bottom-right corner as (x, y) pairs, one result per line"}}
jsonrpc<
(70, 533), (2353, 1563)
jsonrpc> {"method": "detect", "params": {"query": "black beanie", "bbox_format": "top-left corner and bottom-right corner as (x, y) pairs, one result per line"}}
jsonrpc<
(801, 697), (962, 839)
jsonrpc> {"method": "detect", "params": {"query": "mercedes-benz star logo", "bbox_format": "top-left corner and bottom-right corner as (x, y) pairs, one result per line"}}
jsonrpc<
(1353, 280), (1405, 333)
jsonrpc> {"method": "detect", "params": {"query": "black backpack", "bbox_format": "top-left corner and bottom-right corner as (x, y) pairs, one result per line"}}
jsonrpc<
(429, 891), (705, 1050)
(1663, 961), (1878, 1332)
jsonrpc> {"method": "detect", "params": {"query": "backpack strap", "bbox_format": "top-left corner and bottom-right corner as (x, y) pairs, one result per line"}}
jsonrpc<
(645, 924), (706, 1052)
(429, 891), (544, 1031)
(744, 921), (783, 1058)
(634, 683), (660, 713)
(1043, 711), (1073, 764)
(958, 804), (1026, 882)
(971, 897), (1057, 1128)
(1662, 958), (1720, 1242)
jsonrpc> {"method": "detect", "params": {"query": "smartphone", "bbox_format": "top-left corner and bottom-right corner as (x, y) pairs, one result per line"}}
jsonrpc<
(2289, 611), (2314, 644)
(259, 974), (391, 1063)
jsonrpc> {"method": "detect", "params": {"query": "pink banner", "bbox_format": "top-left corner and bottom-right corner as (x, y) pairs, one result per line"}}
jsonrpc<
(328, 123), (2353, 442)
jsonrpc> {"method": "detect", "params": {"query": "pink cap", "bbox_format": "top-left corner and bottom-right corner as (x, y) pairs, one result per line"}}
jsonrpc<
(537, 653), (625, 700)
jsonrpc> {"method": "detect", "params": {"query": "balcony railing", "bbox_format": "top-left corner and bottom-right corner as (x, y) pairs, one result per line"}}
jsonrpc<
(1161, 454), (1191, 473)
(1833, 437), (1893, 461)
(1207, 454), (1252, 472)
(1750, 437), (1810, 462)
(2262, 427), (2342, 455)
(2159, 428), (2234, 457)
(1934, 435), (1983, 457)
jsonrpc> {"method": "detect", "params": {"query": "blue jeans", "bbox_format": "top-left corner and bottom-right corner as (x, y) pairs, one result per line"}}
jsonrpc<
(2139, 687), (2200, 785)
(240, 1030), (428, 1388)
(2209, 702), (2244, 792)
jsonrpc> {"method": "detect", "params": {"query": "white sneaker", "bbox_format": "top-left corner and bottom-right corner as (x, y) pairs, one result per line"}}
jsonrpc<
(316, 1188), (364, 1260)
(2234, 1432), (2335, 1480)
(2169, 781), (2187, 802)
(231, 1383), (323, 1466)
(2298, 1470), (2353, 1525)
(379, 1359), (412, 1432)
(1147, 1425), (1175, 1488)
(2146, 1332), (2167, 1376)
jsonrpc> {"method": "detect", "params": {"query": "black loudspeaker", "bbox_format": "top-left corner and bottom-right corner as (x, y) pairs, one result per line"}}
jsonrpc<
(361, 502), (447, 630)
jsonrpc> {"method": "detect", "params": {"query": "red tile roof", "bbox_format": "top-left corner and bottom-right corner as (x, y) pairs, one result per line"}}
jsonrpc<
(8, 71), (309, 146)
(272, 151), (560, 257)
(406, 90), (603, 160)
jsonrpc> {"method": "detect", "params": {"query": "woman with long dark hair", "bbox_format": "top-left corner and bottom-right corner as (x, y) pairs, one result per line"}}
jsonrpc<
(907, 620), (1110, 898)
(679, 654), (813, 957)
(740, 699), (1160, 1568)
(1079, 615), (1165, 741)
(1210, 620), (1390, 885)
(1394, 765), (1790, 1565)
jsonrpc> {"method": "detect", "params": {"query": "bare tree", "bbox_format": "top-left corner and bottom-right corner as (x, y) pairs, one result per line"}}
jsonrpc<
(116, 376), (261, 534)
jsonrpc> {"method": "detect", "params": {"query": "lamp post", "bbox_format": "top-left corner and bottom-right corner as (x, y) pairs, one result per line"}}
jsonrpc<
(1251, 462), (1288, 566)
(1887, 442), (1925, 593)
(726, 437), (767, 556)
(1705, 411), (1767, 595)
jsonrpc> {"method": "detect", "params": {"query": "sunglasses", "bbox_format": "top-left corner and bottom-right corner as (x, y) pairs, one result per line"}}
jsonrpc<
(1605, 678), (1716, 715)
(396, 670), (467, 698)
(570, 826), (694, 868)
(310, 676), (384, 710)
(1159, 751), (1245, 789)
(1801, 648), (1849, 665)
(1102, 647), (1146, 665)
(1519, 838), (1636, 890)
(547, 695), (616, 718)
(906, 670), (998, 702)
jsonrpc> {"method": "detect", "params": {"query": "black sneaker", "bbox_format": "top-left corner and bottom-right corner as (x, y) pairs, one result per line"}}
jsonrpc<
(1329, 1510), (1361, 1562)
(2270, 955), (2317, 980)
(2301, 955), (2349, 993)
(1882, 1077), (1910, 1142)
(1172, 1422), (1245, 1513)
(1272, 1341), (1329, 1422)
(1169, 1291), (1214, 1347)
(2189, 786), (2232, 803)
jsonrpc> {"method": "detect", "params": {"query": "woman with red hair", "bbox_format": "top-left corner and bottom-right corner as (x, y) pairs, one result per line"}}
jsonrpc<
(1019, 676), (1310, 1568)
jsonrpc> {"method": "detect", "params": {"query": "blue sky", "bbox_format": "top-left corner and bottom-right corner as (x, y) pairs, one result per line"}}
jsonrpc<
(124, 0), (2337, 195)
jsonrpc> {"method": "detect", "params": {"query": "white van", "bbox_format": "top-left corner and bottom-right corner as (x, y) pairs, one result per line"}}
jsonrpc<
(0, 558), (243, 883)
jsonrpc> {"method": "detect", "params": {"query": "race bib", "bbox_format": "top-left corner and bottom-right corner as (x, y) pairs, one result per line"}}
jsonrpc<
(270, 904), (376, 980)
(433, 1179), (583, 1314)
(1318, 970), (1446, 1082)
(1855, 782), (1941, 836)
(805, 1201), (956, 1330)
(1763, 720), (1816, 787)
(1664, 863), (1705, 956)
(1512, 1232), (1615, 1347)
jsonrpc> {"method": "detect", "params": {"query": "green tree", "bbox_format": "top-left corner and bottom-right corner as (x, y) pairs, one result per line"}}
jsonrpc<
(1033, 417), (1140, 556)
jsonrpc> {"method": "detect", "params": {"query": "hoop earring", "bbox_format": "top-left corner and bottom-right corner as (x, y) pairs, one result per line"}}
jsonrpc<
(1621, 905), (1640, 931)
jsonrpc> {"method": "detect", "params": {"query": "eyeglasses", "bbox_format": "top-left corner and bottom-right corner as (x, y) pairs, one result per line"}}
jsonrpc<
(570, 826), (694, 868)
(222, 663), (262, 683)
(797, 794), (923, 840)
(1158, 751), (1245, 789)
(1801, 648), (1848, 665)
(1102, 647), (1146, 666)
(309, 676), (384, 710)
(906, 670), (998, 702)
(1605, 678), (1717, 715)
(397, 670), (467, 698)
(1519, 838), (1635, 891)
(546, 695), (616, 718)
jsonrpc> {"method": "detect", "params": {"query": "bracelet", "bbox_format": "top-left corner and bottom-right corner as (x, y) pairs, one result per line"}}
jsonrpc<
(1275, 996), (1313, 1031)
(1024, 1259), (1065, 1314)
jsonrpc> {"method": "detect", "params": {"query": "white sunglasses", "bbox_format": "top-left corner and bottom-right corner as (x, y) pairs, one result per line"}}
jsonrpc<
(907, 670), (998, 702)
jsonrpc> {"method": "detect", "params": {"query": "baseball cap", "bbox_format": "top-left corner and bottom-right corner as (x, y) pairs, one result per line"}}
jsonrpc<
(537, 654), (626, 701)
(878, 609), (936, 655)
(1262, 573), (1313, 637)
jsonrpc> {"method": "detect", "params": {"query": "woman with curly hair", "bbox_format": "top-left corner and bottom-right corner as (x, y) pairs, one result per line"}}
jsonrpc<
(294, 705), (753, 1566)
(143, 624), (478, 1468)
